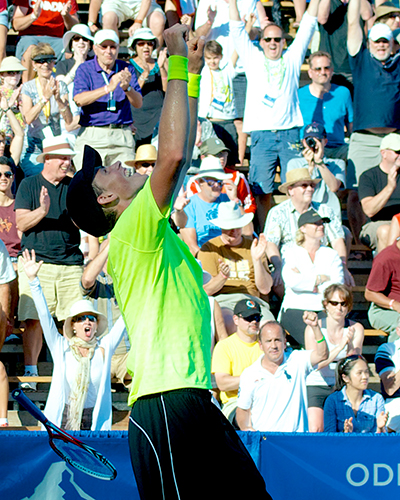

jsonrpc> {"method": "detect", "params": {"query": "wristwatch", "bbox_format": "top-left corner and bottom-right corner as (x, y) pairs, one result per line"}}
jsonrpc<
(88, 21), (95, 27)
(125, 85), (132, 92)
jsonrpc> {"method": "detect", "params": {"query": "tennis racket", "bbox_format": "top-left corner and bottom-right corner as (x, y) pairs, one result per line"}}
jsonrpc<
(12, 388), (117, 480)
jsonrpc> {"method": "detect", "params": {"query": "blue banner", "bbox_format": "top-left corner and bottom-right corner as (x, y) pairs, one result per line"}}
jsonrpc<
(1, 431), (400, 499)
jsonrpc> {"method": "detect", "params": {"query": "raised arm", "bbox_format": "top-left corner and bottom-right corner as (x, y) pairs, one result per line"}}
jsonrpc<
(318, 0), (331, 25)
(81, 239), (109, 290)
(347, 0), (363, 57)
(229, 0), (241, 21)
(303, 311), (328, 366)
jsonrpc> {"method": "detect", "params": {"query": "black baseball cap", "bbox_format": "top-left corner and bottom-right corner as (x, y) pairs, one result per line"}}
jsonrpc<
(233, 299), (262, 318)
(67, 145), (113, 237)
(297, 209), (330, 228)
(303, 122), (327, 140)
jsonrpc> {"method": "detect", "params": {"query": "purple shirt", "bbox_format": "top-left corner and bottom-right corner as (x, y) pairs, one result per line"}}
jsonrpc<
(73, 57), (141, 127)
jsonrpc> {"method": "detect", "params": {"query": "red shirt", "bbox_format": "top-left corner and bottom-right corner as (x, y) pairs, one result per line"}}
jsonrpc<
(366, 242), (400, 302)
(0, 201), (21, 258)
(0, 0), (6, 13)
(13, 0), (78, 38)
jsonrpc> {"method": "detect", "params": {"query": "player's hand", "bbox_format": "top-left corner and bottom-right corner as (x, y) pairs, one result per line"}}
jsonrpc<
(187, 36), (205, 74)
(21, 249), (43, 282)
(39, 186), (50, 214)
(163, 24), (189, 58)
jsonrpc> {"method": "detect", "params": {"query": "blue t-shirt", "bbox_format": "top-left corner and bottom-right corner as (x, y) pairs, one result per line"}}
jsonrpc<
(350, 46), (400, 131)
(298, 84), (353, 147)
(184, 193), (230, 248)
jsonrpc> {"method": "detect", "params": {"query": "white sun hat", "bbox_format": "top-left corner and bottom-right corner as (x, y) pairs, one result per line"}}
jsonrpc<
(64, 299), (107, 340)
(36, 135), (76, 163)
(192, 156), (231, 182)
(63, 24), (94, 51)
(209, 200), (254, 230)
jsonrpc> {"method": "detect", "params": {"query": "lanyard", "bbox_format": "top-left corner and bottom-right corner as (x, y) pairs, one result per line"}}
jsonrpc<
(35, 78), (50, 122)
(101, 62), (118, 100)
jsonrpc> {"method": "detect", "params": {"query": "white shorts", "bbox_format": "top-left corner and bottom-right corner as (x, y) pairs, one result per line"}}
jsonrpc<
(101, 0), (165, 26)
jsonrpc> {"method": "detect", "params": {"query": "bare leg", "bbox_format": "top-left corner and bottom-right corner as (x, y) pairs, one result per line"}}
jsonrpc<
(22, 319), (43, 366)
(102, 11), (119, 33)
(255, 193), (272, 233)
(0, 361), (8, 419)
(376, 223), (390, 253)
(307, 407), (324, 432)
(347, 190), (365, 245)
(164, 0), (180, 27)
(0, 25), (7, 65)
(21, 45), (35, 84)
(234, 119), (248, 166)
(148, 11), (166, 49)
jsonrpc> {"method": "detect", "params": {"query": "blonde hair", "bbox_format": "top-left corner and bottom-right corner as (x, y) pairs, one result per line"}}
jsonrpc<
(295, 228), (305, 246)
(31, 43), (55, 60)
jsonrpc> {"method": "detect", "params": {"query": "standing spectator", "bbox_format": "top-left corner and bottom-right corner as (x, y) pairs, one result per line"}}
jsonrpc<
(126, 143), (157, 175)
(73, 30), (143, 171)
(15, 135), (84, 391)
(374, 2), (400, 31)
(298, 52), (353, 161)
(128, 28), (167, 149)
(324, 355), (388, 433)
(12, 0), (79, 82)
(20, 43), (73, 177)
(347, 7), (400, 187)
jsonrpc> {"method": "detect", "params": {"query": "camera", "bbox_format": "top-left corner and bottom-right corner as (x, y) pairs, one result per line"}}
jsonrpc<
(305, 136), (317, 152)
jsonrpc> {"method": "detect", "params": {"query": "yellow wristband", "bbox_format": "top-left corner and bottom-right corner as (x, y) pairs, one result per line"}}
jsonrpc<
(188, 73), (201, 98)
(167, 55), (189, 82)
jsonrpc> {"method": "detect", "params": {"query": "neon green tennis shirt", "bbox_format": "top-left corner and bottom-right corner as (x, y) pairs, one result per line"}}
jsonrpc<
(108, 180), (212, 406)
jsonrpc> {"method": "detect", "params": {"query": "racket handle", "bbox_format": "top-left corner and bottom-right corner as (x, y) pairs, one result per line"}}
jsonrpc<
(12, 389), (48, 425)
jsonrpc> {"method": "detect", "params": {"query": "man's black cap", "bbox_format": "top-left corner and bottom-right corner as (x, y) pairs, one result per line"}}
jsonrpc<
(233, 299), (262, 318)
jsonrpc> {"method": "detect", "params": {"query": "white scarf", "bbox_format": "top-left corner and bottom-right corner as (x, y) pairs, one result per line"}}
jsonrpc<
(66, 336), (98, 431)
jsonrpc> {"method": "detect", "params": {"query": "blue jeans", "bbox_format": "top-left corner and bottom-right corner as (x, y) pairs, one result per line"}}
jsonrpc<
(249, 128), (301, 195)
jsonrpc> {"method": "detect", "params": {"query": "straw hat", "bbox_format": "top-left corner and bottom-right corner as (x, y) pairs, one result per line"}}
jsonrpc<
(37, 135), (76, 163)
(192, 156), (231, 182)
(0, 56), (26, 73)
(125, 144), (157, 167)
(64, 300), (107, 340)
(375, 2), (400, 22)
(278, 168), (320, 194)
(63, 24), (94, 51)
(209, 201), (254, 229)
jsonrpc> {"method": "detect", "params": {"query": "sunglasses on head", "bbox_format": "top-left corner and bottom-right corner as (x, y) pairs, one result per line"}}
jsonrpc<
(328, 300), (347, 307)
(0, 171), (13, 179)
(73, 314), (97, 323)
(342, 354), (364, 368)
(264, 37), (283, 43)
(240, 314), (262, 323)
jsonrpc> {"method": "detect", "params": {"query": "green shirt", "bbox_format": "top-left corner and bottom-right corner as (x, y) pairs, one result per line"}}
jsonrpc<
(108, 180), (212, 405)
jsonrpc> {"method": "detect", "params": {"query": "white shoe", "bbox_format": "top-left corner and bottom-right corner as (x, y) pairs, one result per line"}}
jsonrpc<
(20, 372), (37, 392)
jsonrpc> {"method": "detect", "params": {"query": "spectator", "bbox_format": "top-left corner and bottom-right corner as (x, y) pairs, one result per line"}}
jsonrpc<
(318, 0), (372, 92)
(387, 212), (400, 246)
(280, 209), (344, 345)
(15, 135), (84, 391)
(229, 0), (320, 227)
(347, 10), (400, 187)
(305, 284), (364, 432)
(324, 354), (388, 433)
(126, 143), (156, 175)
(12, 0), (79, 82)
(20, 43), (73, 177)
(0, 57), (26, 146)
(364, 238), (400, 341)
(0, 0), (8, 65)
(286, 123), (345, 220)
(374, 2), (400, 31)
(198, 200), (274, 326)
(0, 95), (25, 172)
(298, 52), (353, 161)
(73, 30), (143, 171)
(357, 133), (400, 252)
(236, 315), (328, 432)
(22, 249), (126, 430)
(127, 28), (167, 149)
(180, 156), (231, 256)
(211, 298), (263, 424)
(264, 168), (352, 296)
(0, 238), (17, 345)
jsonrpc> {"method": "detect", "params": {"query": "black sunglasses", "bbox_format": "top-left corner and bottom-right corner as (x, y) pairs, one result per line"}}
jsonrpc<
(73, 314), (97, 323)
(34, 58), (56, 64)
(0, 171), (13, 179)
(240, 314), (262, 323)
(328, 300), (347, 307)
(138, 162), (155, 168)
(264, 37), (283, 43)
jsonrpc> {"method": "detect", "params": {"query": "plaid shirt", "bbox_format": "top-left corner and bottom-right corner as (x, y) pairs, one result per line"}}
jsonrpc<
(324, 387), (385, 433)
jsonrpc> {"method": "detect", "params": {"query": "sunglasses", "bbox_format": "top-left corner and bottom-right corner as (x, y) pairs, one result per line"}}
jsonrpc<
(73, 314), (97, 323)
(264, 37), (283, 43)
(201, 178), (223, 187)
(136, 41), (155, 47)
(328, 300), (347, 307)
(138, 162), (155, 168)
(0, 171), (13, 179)
(294, 182), (315, 189)
(240, 314), (262, 323)
(72, 36), (89, 42)
(34, 58), (56, 64)
(3, 71), (21, 76)
(311, 66), (331, 72)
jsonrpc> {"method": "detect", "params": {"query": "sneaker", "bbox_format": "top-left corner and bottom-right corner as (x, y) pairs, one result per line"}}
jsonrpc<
(20, 372), (37, 392)
(0, 422), (9, 427)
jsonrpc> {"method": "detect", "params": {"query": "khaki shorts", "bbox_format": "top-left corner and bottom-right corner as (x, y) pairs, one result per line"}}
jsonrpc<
(111, 352), (131, 389)
(18, 259), (83, 321)
(359, 220), (390, 251)
(101, 0), (165, 26)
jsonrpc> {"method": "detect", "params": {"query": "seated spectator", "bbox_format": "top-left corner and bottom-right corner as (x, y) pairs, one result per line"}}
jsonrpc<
(286, 123), (345, 219)
(128, 28), (167, 149)
(180, 157), (231, 255)
(211, 298), (263, 424)
(365, 237), (400, 341)
(236, 315), (328, 432)
(198, 200), (274, 328)
(305, 284), (364, 432)
(0, 57), (26, 146)
(280, 209), (344, 346)
(299, 52), (353, 161)
(81, 238), (131, 390)
(0, 0), (8, 65)
(358, 134), (400, 253)
(374, 2), (400, 31)
(12, 0), (79, 83)
(387, 212), (400, 246)
(264, 168), (353, 295)
(126, 143), (156, 175)
(20, 43), (73, 177)
(198, 40), (238, 150)
(324, 354), (388, 433)
(22, 249), (126, 430)
(0, 97), (25, 174)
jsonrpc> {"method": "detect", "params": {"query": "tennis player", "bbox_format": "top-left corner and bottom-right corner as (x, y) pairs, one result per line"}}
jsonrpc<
(67, 24), (271, 499)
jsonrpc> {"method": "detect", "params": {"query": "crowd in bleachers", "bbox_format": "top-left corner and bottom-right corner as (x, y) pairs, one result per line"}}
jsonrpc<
(0, 0), (400, 439)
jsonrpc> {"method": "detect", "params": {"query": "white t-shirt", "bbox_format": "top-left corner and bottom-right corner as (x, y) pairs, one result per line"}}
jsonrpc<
(237, 350), (312, 432)
(0, 239), (16, 284)
(229, 12), (317, 133)
(199, 61), (237, 120)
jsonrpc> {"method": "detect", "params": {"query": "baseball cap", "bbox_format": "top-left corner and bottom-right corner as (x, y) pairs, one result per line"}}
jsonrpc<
(94, 29), (119, 46)
(297, 209), (330, 228)
(368, 23), (393, 42)
(200, 138), (229, 156)
(380, 133), (400, 151)
(233, 299), (262, 319)
(303, 122), (327, 140)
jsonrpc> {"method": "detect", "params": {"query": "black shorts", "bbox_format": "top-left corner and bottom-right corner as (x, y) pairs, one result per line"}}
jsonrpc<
(128, 388), (272, 500)
(307, 385), (334, 409)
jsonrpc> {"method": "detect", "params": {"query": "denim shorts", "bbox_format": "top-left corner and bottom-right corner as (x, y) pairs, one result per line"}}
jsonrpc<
(0, 9), (9, 29)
